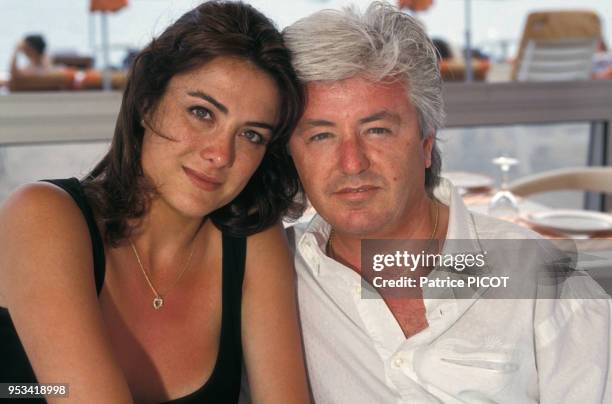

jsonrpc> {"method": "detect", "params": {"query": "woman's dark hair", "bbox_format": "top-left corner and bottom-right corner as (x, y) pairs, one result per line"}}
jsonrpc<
(24, 34), (46, 55)
(83, 1), (305, 245)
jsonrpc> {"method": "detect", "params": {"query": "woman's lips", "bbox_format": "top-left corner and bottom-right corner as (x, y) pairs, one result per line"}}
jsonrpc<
(183, 166), (223, 191)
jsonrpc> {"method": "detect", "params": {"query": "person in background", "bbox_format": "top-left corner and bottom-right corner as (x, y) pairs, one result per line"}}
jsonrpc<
(432, 38), (453, 60)
(122, 48), (140, 70)
(0, 1), (309, 403)
(9, 34), (51, 78)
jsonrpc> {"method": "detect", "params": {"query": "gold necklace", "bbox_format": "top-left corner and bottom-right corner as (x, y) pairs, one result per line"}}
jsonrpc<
(129, 239), (196, 310)
(327, 200), (440, 259)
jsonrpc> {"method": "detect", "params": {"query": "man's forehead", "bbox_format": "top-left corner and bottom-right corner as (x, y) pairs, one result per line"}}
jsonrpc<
(303, 76), (414, 117)
(306, 75), (403, 94)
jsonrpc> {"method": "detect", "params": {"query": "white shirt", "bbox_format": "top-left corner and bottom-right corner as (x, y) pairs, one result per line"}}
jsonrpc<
(292, 179), (612, 404)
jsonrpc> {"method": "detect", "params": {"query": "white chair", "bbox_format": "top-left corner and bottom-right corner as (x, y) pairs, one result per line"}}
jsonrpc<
(511, 11), (601, 81)
(507, 167), (612, 197)
(517, 38), (598, 81)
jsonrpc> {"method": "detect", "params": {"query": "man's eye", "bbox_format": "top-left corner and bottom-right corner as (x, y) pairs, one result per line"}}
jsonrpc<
(189, 106), (213, 121)
(308, 132), (332, 142)
(367, 127), (391, 135)
(242, 130), (266, 145)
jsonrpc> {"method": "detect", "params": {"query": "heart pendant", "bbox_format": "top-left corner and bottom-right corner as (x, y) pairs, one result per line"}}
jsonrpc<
(153, 296), (164, 310)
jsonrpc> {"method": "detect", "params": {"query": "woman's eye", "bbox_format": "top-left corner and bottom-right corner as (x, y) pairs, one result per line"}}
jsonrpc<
(242, 130), (266, 145)
(367, 127), (391, 135)
(189, 106), (213, 121)
(308, 132), (332, 142)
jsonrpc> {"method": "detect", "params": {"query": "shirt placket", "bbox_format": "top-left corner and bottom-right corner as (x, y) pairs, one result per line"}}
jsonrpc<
(355, 288), (461, 403)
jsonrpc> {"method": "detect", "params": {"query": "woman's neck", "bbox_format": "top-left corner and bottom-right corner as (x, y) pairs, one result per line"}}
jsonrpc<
(125, 197), (207, 273)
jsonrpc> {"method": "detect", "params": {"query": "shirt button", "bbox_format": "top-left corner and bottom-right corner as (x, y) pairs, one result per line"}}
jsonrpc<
(393, 357), (404, 368)
(354, 285), (361, 295)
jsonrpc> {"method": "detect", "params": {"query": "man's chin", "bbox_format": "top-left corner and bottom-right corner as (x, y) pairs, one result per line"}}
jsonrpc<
(325, 212), (393, 238)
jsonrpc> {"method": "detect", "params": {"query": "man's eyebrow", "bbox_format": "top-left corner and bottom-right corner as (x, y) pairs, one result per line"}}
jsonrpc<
(187, 91), (228, 114)
(358, 110), (400, 125)
(302, 119), (336, 127)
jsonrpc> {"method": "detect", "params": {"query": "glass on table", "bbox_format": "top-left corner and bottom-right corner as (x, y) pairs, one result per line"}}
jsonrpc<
(488, 156), (519, 219)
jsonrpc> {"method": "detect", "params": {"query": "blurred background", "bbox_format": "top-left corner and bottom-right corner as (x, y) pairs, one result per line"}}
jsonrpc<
(1, 0), (610, 71)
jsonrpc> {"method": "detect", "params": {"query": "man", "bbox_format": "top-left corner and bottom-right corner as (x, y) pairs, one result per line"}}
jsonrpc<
(284, 2), (611, 403)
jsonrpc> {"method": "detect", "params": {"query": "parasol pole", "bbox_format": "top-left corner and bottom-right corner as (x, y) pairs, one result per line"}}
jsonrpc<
(100, 11), (111, 90)
(88, 12), (96, 59)
(464, 0), (473, 82)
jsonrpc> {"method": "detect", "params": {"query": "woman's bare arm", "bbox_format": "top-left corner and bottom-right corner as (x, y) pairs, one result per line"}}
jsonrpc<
(0, 183), (132, 403)
(241, 223), (309, 403)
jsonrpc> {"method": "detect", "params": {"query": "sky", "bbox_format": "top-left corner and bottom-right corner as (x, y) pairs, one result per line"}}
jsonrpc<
(1, 0), (610, 72)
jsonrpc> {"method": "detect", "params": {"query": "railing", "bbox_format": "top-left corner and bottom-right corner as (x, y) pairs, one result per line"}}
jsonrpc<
(443, 80), (612, 129)
(0, 91), (121, 145)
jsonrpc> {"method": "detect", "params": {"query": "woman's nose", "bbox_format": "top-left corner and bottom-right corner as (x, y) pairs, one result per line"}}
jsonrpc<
(199, 134), (235, 168)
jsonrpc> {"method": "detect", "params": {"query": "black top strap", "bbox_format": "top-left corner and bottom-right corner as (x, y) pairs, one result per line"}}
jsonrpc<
(42, 178), (106, 294)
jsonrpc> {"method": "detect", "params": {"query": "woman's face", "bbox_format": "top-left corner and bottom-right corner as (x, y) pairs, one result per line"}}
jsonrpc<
(141, 56), (280, 219)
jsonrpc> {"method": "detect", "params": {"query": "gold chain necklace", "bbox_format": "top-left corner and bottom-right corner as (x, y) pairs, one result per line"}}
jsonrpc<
(129, 239), (196, 310)
(327, 200), (440, 260)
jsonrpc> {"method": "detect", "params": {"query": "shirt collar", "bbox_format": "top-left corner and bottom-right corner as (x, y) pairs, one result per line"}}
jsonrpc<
(434, 178), (479, 240)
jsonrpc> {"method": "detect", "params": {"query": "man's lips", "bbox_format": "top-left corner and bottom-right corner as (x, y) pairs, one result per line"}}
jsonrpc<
(335, 185), (380, 194)
(333, 185), (380, 201)
(183, 166), (223, 191)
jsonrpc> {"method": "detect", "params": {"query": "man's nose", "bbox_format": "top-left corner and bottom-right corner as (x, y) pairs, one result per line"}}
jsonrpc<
(338, 136), (370, 175)
(199, 132), (235, 169)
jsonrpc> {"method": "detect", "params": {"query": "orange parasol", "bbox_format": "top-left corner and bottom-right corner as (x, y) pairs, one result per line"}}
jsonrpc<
(90, 0), (128, 12)
(397, 0), (434, 12)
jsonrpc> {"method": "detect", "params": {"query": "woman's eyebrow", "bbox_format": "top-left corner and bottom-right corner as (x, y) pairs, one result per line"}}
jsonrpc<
(187, 91), (228, 114)
(246, 121), (274, 131)
(187, 90), (274, 130)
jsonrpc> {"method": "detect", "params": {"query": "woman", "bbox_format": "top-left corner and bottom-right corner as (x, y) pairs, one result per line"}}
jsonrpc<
(0, 2), (309, 403)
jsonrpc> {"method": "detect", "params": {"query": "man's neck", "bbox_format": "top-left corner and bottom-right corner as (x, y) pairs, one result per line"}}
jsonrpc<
(328, 196), (445, 272)
(326, 196), (450, 339)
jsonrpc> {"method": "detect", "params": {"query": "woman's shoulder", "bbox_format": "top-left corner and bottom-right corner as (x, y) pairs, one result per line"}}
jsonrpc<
(0, 181), (87, 228)
(0, 182), (94, 303)
(245, 223), (289, 256)
(243, 223), (293, 285)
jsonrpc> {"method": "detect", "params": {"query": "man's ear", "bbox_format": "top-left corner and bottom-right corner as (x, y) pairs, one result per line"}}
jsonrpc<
(422, 133), (435, 168)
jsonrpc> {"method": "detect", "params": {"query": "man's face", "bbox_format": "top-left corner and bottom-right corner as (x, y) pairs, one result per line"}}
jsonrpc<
(289, 76), (434, 237)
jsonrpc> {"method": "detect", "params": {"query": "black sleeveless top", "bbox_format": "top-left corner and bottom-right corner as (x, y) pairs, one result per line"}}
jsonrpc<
(0, 178), (246, 403)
